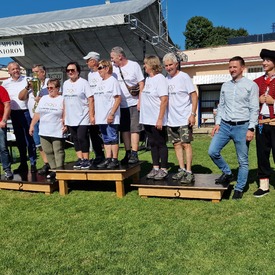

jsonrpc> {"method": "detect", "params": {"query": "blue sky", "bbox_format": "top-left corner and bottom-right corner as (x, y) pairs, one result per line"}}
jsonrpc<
(0, 0), (274, 65)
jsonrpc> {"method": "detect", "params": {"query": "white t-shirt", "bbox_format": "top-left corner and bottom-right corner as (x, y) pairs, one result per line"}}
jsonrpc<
(63, 77), (92, 126)
(93, 75), (121, 125)
(35, 95), (64, 138)
(2, 76), (28, 110)
(167, 71), (196, 126)
(88, 71), (102, 93)
(112, 60), (144, 108)
(139, 73), (168, 126)
(28, 77), (49, 118)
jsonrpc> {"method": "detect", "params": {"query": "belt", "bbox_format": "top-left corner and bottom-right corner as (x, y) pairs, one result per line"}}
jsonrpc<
(259, 118), (275, 125)
(222, 119), (249, 126)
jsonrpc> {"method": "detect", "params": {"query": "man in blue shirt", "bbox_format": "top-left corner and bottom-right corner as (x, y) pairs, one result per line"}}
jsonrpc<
(208, 56), (259, 199)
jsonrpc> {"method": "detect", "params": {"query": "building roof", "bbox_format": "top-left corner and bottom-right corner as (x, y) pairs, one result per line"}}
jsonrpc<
(0, 0), (177, 70)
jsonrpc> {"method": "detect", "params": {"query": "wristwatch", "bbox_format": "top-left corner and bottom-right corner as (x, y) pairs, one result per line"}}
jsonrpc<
(248, 128), (254, 132)
(2, 119), (7, 123)
(191, 112), (197, 117)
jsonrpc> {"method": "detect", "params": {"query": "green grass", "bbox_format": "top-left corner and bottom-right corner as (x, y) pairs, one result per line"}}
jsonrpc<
(2, 135), (275, 274)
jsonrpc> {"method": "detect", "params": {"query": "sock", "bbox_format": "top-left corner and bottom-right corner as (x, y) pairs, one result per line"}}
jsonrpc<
(260, 178), (269, 190)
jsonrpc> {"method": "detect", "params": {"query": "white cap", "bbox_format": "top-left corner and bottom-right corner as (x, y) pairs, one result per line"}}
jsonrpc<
(83, 51), (100, 61)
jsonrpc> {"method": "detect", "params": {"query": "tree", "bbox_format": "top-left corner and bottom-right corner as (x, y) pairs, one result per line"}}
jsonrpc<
(184, 16), (214, 49)
(184, 16), (248, 49)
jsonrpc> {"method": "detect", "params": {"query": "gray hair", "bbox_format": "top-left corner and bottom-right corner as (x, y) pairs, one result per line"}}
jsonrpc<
(163, 52), (178, 64)
(111, 46), (126, 58)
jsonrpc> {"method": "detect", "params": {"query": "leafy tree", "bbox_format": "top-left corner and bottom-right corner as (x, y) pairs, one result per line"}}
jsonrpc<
(184, 16), (213, 49)
(184, 17), (248, 49)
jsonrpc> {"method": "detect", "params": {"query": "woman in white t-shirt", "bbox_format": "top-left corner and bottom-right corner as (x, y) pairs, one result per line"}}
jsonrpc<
(139, 55), (169, 180)
(63, 62), (93, 170)
(90, 60), (121, 169)
(29, 78), (66, 180)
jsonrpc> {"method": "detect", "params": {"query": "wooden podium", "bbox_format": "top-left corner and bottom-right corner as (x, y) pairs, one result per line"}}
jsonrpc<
(131, 173), (229, 202)
(55, 162), (140, 198)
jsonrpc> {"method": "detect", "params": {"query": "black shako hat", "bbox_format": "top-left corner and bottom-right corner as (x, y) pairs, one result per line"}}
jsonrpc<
(260, 48), (275, 60)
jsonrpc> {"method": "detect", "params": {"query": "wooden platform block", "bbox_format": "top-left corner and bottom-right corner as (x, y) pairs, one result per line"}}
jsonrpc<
(54, 162), (141, 197)
(131, 173), (229, 202)
(0, 173), (58, 195)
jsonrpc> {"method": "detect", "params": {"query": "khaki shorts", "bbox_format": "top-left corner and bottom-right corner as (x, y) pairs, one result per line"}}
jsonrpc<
(168, 125), (193, 144)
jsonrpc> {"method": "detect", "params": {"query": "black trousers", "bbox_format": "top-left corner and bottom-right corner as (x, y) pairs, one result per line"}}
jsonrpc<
(256, 124), (275, 179)
(144, 125), (168, 169)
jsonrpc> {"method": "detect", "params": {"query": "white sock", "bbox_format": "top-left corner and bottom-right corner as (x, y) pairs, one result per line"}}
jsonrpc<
(260, 178), (269, 190)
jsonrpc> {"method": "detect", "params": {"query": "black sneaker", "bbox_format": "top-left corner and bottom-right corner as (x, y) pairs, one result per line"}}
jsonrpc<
(128, 153), (139, 164)
(46, 171), (56, 180)
(120, 153), (131, 165)
(232, 190), (243, 200)
(81, 159), (91, 170)
(92, 156), (105, 166)
(31, 164), (37, 173)
(215, 173), (233, 185)
(73, 158), (82, 169)
(4, 169), (13, 180)
(253, 188), (270, 198)
(107, 159), (119, 169)
(38, 163), (50, 175)
(13, 163), (28, 174)
(97, 158), (112, 169)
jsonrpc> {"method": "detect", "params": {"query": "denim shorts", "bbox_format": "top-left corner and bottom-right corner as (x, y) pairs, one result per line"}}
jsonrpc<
(99, 124), (119, 145)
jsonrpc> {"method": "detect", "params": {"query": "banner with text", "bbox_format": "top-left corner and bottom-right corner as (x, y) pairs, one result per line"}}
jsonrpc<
(0, 37), (25, 57)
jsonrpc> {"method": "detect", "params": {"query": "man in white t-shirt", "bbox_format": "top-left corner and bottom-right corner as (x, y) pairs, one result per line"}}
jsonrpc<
(110, 46), (144, 165)
(83, 51), (105, 166)
(2, 62), (37, 174)
(19, 64), (49, 175)
(163, 53), (198, 185)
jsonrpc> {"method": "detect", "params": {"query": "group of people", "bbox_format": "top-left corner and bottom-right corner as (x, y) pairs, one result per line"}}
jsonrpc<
(209, 48), (275, 200)
(0, 47), (198, 184)
(0, 46), (274, 199)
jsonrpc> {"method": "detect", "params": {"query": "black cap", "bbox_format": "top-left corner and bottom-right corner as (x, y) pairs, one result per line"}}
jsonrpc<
(260, 49), (275, 60)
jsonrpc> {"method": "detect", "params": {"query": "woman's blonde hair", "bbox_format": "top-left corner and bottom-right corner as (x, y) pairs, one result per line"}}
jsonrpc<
(98, 60), (113, 74)
(144, 55), (162, 74)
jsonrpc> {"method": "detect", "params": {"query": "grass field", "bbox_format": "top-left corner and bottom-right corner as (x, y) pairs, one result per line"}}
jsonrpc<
(2, 134), (275, 274)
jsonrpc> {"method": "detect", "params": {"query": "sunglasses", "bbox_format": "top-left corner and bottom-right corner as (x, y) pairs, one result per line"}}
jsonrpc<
(98, 66), (106, 71)
(66, 69), (76, 73)
(47, 86), (55, 90)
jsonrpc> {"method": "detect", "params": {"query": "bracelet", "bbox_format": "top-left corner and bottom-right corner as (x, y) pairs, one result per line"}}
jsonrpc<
(2, 119), (7, 123)
(25, 86), (29, 90)
(191, 112), (197, 117)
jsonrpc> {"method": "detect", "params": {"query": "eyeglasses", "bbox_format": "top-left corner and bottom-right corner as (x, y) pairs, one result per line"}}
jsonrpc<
(98, 66), (106, 70)
(66, 69), (76, 73)
(47, 86), (55, 90)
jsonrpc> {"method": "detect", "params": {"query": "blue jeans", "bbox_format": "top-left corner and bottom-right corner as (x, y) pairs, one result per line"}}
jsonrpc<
(33, 121), (41, 147)
(10, 109), (37, 165)
(0, 127), (11, 171)
(208, 120), (250, 192)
